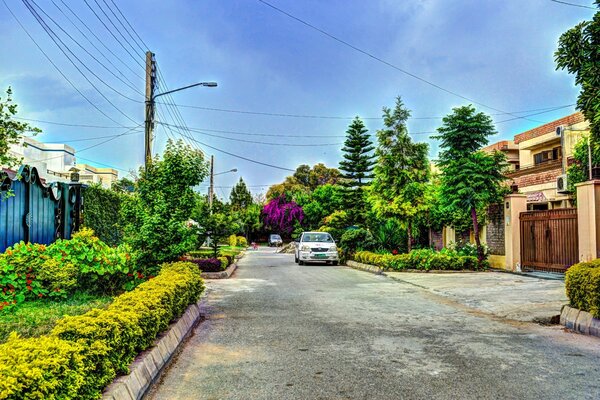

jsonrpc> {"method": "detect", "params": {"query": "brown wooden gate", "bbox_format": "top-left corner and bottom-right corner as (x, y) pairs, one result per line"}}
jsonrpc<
(520, 208), (578, 273)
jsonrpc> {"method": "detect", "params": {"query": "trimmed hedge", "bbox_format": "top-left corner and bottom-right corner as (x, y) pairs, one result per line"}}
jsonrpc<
(0, 261), (204, 400)
(187, 257), (227, 272)
(353, 249), (481, 271)
(565, 259), (600, 318)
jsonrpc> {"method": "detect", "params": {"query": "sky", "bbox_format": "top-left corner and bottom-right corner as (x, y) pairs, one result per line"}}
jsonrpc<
(0, 0), (596, 198)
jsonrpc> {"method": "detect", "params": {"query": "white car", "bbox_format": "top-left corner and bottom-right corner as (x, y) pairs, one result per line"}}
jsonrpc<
(294, 232), (339, 265)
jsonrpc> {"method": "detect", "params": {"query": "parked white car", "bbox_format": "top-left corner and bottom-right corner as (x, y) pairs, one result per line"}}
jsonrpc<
(294, 232), (339, 265)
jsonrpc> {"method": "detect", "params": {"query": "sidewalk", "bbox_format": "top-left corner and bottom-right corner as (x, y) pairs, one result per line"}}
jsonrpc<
(385, 271), (568, 323)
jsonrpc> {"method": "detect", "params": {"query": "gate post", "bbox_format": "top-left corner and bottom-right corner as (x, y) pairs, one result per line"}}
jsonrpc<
(504, 194), (527, 271)
(576, 180), (600, 262)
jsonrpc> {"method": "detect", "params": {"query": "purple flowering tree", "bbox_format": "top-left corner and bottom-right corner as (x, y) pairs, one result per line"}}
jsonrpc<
(262, 196), (304, 236)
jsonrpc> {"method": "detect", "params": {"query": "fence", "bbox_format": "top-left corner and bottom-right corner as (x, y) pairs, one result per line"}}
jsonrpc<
(0, 165), (83, 252)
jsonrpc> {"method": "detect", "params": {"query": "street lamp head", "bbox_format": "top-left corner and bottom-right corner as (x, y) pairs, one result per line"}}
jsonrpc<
(231, 168), (238, 173)
(202, 82), (218, 87)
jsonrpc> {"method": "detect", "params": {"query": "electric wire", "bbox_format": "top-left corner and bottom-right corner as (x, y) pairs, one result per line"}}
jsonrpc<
(549, 0), (596, 10)
(22, 0), (140, 124)
(2, 0), (130, 127)
(101, 0), (147, 53)
(91, 0), (143, 59)
(30, 0), (144, 99)
(257, 0), (546, 124)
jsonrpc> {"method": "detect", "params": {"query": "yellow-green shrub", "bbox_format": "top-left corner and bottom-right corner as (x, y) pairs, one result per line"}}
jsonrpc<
(565, 259), (600, 318)
(0, 261), (204, 400)
(218, 256), (229, 270)
(236, 236), (248, 247)
(0, 333), (86, 400)
(353, 250), (481, 271)
(228, 234), (238, 247)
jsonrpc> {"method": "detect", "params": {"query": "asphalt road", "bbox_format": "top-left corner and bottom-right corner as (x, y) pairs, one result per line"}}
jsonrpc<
(146, 248), (600, 400)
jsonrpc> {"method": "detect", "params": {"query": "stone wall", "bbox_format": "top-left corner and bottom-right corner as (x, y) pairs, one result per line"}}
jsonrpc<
(486, 204), (505, 256)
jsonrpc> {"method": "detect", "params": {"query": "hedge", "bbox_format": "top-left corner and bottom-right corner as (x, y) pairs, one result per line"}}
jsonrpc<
(0, 261), (204, 400)
(565, 259), (600, 318)
(353, 249), (481, 271)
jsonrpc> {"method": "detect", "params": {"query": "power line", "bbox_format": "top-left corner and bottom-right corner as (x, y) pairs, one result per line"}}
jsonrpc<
(3, 0), (130, 127)
(46, 129), (143, 143)
(549, 0), (597, 10)
(14, 116), (137, 129)
(257, 0), (546, 124)
(164, 101), (574, 121)
(102, 0), (148, 53)
(22, 0), (140, 124)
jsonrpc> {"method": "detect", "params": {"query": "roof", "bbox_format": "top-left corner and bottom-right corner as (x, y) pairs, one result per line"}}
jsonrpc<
(514, 112), (585, 144)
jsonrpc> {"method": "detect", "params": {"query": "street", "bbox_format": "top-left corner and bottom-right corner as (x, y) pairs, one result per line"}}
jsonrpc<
(147, 248), (600, 400)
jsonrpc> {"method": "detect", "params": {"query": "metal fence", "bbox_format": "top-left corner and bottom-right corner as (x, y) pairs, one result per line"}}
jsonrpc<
(0, 165), (83, 252)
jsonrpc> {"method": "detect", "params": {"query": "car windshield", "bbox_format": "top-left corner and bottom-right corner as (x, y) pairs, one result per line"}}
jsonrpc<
(270, 235), (281, 240)
(302, 233), (333, 243)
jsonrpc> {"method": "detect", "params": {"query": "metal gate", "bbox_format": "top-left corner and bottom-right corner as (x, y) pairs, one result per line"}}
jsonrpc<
(520, 208), (578, 273)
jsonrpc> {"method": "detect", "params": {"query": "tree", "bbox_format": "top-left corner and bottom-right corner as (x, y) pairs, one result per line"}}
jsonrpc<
(0, 87), (41, 169)
(82, 184), (125, 246)
(338, 117), (376, 225)
(555, 4), (600, 167)
(432, 105), (507, 264)
(568, 136), (600, 196)
(262, 195), (304, 237)
(369, 97), (430, 251)
(230, 177), (253, 211)
(296, 184), (343, 230)
(121, 140), (209, 270)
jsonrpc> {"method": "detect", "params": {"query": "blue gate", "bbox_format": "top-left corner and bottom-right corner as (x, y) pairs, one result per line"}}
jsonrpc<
(0, 165), (82, 252)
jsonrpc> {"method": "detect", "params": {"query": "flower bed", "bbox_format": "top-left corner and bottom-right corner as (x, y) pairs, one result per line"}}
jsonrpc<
(565, 259), (600, 318)
(186, 257), (229, 272)
(0, 261), (204, 400)
(353, 249), (482, 271)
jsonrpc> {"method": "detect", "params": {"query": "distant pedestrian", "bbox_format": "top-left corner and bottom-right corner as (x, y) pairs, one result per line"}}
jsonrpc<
(251, 242), (258, 250)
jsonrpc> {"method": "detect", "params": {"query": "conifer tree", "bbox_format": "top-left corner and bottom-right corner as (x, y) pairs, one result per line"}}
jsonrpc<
(229, 177), (253, 211)
(338, 116), (375, 225)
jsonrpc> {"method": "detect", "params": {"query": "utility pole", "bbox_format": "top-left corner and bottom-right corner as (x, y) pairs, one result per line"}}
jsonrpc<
(209, 155), (214, 213)
(144, 51), (156, 169)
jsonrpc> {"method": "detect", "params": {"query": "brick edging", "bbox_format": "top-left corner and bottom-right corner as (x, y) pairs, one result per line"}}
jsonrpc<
(102, 295), (207, 400)
(346, 260), (385, 275)
(560, 305), (600, 338)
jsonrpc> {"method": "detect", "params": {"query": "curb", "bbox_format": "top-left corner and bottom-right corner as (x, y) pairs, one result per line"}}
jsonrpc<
(346, 260), (385, 275)
(102, 296), (206, 400)
(560, 305), (600, 338)
(201, 262), (238, 279)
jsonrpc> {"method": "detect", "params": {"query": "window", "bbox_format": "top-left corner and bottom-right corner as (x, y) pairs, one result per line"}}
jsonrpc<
(533, 147), (561, 165)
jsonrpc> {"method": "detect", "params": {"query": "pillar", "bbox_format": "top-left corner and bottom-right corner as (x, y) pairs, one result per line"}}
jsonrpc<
(504, 194), (527, 271)
(576, 180), (600, 262)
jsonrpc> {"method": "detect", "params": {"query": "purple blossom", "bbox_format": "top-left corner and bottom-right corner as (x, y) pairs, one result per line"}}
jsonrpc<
(262, 196), (304, 236)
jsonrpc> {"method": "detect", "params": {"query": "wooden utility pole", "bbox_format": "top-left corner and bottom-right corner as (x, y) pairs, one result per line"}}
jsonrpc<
(209, 155), (214, 213)
(144, 51), (156, 169)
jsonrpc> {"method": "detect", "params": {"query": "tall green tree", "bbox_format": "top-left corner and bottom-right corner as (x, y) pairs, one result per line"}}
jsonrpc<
(432, 105), (507, 264)
(555, 3), (600, 170)
(369, 97), (430, 251)
(338, 116), (375, 225)
(0, 87), (40, 168)
(230, 177), (253, 211)
(121, 140), (209, 270)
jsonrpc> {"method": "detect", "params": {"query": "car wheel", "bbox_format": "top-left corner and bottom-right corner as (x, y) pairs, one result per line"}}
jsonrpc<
(332, 261), (338, 266)
(299, 260), (304, 265)
(294, 254), (298, 263)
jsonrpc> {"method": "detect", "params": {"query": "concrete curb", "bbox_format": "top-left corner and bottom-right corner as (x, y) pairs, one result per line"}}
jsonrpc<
(201, 262), (238, 279)
(346, 260), (385, 275)
(102, 296), (206, 400)
(560, 305), (600, 338)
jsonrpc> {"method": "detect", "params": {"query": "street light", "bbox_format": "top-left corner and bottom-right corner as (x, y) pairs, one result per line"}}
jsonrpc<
(144, 76), (217, 168)
(214, 168), (238, 176)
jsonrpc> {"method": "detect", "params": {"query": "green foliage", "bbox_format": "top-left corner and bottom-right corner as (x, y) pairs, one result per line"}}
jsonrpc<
(565, 259), (600, 318)
(339, 228), (376, 256)
(82, 184), (125, 246)
(372, 218), (407, 253)
(204, 212), (240, 257)
(229, 177), (253, 211)
(236, 236), (248, 247)
(339, 117), (376, 225)
(433, 105), (507, 263)
(369, 97), (430, 251)
(567, 136), (600, 198)
(0, 292), (112, 343)
(267, 163), (341, 200)
(0, 87), (41, 169)
(318, 210), (350, 241)
(122, 140), (209, 270)
(556, 6), (600, 153)
(297, 184), (344, 230)
(353, 250), (481, 271)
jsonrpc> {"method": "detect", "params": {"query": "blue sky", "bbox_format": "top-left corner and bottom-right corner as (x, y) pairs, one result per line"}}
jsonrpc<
(0, 0), (595, 198)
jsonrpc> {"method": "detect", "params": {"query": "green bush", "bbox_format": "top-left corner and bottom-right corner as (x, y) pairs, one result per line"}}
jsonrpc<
(82, 184), (125, 246)
(353, 250), (481, 271)
(339, 228), (376, 256)
(236, 236), (248, 247)
(218, 256), (230, 269)
(565, 259), (600, 318)
(228, 234), (238, 247)
(0, 261), (204, 400)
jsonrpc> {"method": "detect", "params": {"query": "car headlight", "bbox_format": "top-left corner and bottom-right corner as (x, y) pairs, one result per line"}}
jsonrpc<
(301, 245), (311, 251)
(329, 245), (337, 251)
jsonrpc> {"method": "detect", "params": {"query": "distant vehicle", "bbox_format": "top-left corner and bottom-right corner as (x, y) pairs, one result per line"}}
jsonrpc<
(268, 234), (283, 247)
(294, 232), (339, 265)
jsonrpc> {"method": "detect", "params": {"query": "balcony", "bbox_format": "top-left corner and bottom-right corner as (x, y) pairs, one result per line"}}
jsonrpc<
(506, 158), (563, 179)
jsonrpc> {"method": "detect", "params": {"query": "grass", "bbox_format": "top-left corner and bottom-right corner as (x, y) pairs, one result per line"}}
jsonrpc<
(0, 292), (113, 343)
